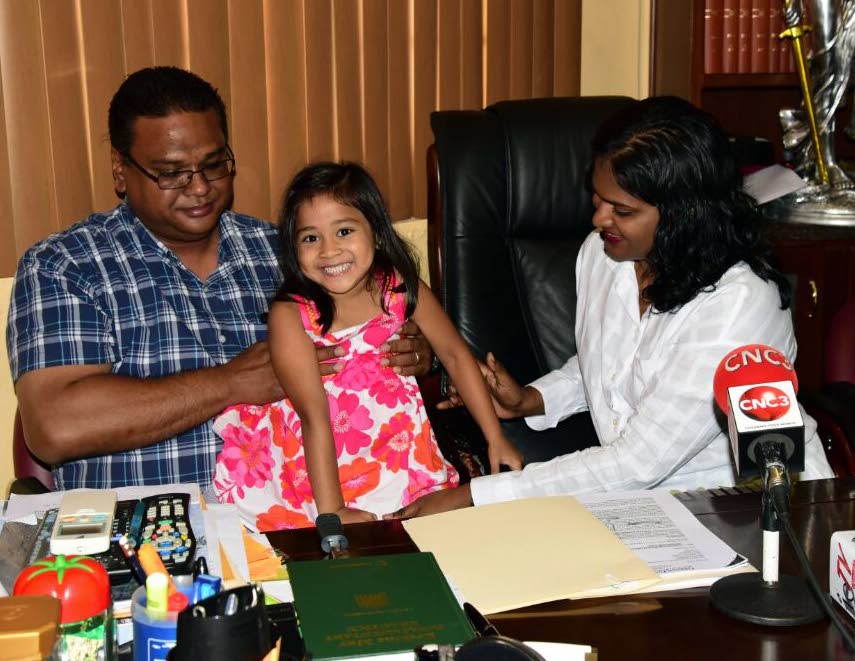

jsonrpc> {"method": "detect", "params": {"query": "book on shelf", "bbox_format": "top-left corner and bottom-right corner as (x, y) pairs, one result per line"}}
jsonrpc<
(705, 0), (724, 74)
(751, 0), (770, 73)
(723, 0), (740, 73)
(287, 552), (475, 660)
(768, 3), (783, 73)
(738, 0), (753, 72)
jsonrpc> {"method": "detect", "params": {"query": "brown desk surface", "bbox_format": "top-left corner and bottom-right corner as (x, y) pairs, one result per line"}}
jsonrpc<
(266, 477), (855, 660)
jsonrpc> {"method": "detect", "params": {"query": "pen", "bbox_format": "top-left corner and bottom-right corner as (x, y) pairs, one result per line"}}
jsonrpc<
(129, 499), (146, 545)
(463, 602), (499, 637)
(117, 534), (147, 584)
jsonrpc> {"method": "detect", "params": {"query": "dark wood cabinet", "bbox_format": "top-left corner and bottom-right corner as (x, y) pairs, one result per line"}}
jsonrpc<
(770, 224), (855, 390)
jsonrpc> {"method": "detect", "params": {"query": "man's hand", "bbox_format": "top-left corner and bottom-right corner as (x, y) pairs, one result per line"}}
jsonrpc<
(220, 341), (284, 404)
(380, 320), (433, 377)
(313, 322), (431, 377)
(315, 344), (346, 377)
(383, 484), (473, 519)
(437, 352), (544, 419)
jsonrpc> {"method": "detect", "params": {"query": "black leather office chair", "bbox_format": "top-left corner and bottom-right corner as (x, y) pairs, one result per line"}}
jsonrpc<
(425, 96), (635, 474)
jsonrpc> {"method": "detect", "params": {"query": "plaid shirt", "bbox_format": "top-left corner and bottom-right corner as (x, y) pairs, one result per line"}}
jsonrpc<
(7, 203), (281, 489)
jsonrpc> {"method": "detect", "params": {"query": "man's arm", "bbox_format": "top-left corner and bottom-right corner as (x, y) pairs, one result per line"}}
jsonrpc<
(16, 341), (283, 465)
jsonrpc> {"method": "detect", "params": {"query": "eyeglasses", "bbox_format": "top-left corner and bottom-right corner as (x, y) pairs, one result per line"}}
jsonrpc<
(125, 145), (236, 190)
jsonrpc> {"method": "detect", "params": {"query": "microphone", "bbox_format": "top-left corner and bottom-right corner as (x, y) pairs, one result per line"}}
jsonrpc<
(709, 344), (822, 627)
(712, 344), (805, 481)
(315, 513), (349, 559)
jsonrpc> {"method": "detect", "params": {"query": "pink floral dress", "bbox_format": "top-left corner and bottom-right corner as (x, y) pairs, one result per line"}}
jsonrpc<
(212, 283), (459, 531)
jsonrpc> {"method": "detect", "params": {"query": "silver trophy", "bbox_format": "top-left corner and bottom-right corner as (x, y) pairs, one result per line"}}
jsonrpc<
(779, 0), (855, 225)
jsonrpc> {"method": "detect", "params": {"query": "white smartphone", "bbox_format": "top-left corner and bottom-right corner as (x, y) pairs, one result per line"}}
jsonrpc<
(49, 489), (117, 556)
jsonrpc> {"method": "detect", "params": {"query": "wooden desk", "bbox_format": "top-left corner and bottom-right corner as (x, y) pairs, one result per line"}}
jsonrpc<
(266, 478), (855, 660)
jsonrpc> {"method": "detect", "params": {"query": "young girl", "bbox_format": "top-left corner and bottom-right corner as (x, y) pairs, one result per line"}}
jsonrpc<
(212, 162), (522, 529)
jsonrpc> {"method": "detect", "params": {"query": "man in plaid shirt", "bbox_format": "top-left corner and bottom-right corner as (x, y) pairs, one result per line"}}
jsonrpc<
(6, 67), (429, 489)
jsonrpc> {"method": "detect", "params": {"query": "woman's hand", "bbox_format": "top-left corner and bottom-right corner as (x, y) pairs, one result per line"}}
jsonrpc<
(486, 434), (524, 474)
(438, 352), (544, 419)
(383, 484), (473, 519)
(334, 506), (378, 525)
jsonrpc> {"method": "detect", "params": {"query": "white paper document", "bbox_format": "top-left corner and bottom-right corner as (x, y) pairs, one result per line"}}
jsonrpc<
(743, 164), (808, 204)
(4, 483), (201, 520)
(577, 489), (752, 591)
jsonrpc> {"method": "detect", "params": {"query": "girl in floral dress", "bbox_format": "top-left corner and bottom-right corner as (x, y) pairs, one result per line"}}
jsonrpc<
(212, 162), (522, 530)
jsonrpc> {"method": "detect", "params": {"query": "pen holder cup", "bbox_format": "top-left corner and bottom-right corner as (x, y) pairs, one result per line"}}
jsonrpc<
(167, 584), (271, 661)
(131, 575), (193, 661)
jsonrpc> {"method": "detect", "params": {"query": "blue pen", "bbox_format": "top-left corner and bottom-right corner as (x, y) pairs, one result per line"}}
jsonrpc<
(118, 534), (147, 584)
(129, 500), (146, 546)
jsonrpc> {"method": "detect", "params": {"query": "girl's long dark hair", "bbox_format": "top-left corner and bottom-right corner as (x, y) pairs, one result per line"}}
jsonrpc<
(275, 161), (420, 333)
(591, 96), (790, 313)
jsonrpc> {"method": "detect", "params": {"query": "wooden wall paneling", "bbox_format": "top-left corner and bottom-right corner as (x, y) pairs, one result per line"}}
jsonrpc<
(386, 1), (412, 220)
(119, 0), (155, 74)
(361, 0), (391, 207)
(303, 0), (336, 162)
(151, 0), (187, 67)
(509, 0), (533, 99)
(553, 0), (581, 95)
(412, 0), (438, 218)
(437, 0), (462, 110)
(264, 0), (308, 212)
(0, 0), (58, 253)
(41, 1), (93, 226)
(0, 66), (16, 278)
(332, 0), (363, 164)
(227, 0), (271, 222)
(78, 0), (126, 215)
(531, 0), (555, 98)
(460, 0), (482, 109)
(649, 0), (692, 99)
(485, 0), (510, 105)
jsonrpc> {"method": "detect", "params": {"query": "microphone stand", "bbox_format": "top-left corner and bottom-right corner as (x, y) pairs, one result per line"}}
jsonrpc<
(710, 439), (823, 626)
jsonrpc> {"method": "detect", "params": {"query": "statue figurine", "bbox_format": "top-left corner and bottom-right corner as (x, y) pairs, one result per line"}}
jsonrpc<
(781, 0), (855, 188)
(778, 0), (855, 223)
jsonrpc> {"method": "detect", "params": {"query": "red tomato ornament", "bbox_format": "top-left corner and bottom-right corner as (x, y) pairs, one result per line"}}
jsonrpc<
(13, 554), (111, 623)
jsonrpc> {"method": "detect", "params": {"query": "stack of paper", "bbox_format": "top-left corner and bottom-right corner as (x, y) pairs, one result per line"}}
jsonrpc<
(403, 490), (753, 614)
(403, 496), (661, 614)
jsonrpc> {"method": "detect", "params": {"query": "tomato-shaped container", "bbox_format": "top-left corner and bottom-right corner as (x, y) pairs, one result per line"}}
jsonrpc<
(14, 555), (116, 660)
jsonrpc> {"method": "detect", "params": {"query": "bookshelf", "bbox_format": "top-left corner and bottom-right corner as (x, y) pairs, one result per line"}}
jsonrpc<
(652, 0), (801, 161)
(651, 0), (855, 392)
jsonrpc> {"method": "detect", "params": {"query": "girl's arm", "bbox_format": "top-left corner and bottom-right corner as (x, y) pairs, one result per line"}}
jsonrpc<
(410, 281), (523, 473)
(268, 302), (374, 522)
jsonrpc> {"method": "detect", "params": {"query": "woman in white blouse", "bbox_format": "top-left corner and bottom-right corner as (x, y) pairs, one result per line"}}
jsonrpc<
(385, 96), (833, 519)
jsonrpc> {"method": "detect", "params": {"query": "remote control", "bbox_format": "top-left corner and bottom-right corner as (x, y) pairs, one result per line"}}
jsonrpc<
(136, 493), (195, 574)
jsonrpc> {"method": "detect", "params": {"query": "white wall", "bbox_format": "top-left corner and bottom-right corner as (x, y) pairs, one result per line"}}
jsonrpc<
(581, 0), (651, 99)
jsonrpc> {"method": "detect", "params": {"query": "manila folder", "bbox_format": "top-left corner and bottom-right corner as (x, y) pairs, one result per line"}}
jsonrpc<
(402, 496), (661, 614)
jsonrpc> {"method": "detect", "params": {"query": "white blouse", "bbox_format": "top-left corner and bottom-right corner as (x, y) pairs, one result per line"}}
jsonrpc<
(470, 232), (834, 506)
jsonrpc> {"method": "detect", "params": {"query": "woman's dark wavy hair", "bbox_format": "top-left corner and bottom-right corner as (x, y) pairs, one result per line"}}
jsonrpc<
(275, 161), (420, 333)
(591, 95), (790, 312)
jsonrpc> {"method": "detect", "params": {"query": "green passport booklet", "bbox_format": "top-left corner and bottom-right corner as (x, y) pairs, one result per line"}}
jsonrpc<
(288, 552), (475, 659)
